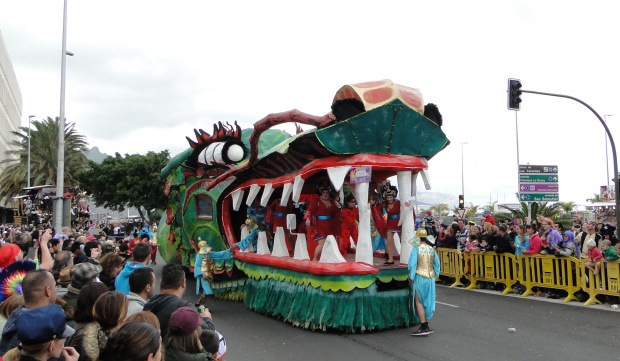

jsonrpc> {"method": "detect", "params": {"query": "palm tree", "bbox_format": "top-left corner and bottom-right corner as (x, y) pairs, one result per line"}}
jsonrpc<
(429, 203), (450, 217)
(587, 193), (603, 203)
(465, 203), (479, 219)
(558, 201), (576, 213)
(0, 117), (89, 202)
(498, 202), (563, 222)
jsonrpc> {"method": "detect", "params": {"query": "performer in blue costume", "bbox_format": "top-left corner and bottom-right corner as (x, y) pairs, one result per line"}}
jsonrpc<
(408, 228), (440, 336)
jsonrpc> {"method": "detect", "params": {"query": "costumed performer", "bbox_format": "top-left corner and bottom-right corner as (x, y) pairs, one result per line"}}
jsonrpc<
(194, 240), (214, 308)
(340, 194), (359, 257)
(267, 197), (295, 252)
(236, 197), (268, 252)
(408, 228), (440, 336)
(373, 184), (401, 265)
(304, 182), (340, 261)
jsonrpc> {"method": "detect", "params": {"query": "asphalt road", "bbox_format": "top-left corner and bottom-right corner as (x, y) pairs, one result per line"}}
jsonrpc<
(149, 254), (620, 361)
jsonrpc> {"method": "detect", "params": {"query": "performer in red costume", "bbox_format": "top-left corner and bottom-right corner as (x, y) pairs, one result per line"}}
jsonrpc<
(374, 185), (401, 265)
(304, 182), (340, 261)
(340, 194), (359, 257)
(267, 198), (295, 252)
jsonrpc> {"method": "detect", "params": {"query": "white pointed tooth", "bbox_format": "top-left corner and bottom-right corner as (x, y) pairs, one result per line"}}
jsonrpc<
(280, 183), (293, 207)
(256, 231), (270, 255)
(246, 184), (261, 206)
(292, 175), (304, 203)
(326, 166), (351, 192)
(293, 233), (310, 260)
(260, 183), (274, 207)
(286, 214), (297, 231)
(420, 169), (431, 190)
(354, 182), (373, 266)
(319, 235), (346, 263)
(397, 171), (415, 264)
(392, 233), (401, 255)
(397, 171), (413, 227)
(231, 189), (245, 211)
(271, 227), (289, 257)
(412, 172), (419, 196)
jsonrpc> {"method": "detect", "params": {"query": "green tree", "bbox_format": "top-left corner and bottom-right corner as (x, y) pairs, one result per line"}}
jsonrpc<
(498, 202), (563, 222)
(77, 151), (170, 221)
(429, 203), (450, 217)
(587, 193), (603, 203)
(558, 201), (576, 213)
(0, 117), (88, 202)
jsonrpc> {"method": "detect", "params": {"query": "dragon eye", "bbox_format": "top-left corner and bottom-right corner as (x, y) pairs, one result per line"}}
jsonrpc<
(198, 141), (246, 166)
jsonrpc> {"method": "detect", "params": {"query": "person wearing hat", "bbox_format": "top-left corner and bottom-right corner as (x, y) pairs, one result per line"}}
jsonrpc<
(374, 184), (401, 265)
(482, 210), (495, 226)
(1, 304), (78, 361)
(304, 181), (340, 261)
(0, 270), (60, 356)
(164, 307), (217, 361)
(601, 224), (619, 246)
(60, 262), (103, 312)
(408, 228), (440, 336)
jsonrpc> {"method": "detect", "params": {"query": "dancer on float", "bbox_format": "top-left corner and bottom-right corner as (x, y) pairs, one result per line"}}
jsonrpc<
(304, 182), (340, 261)
(408, 228), (440, 336)
(374, 184), (401, 265)
(340, 194), (359, 257)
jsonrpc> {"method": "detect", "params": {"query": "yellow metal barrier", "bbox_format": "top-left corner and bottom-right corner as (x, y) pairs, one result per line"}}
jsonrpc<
(520, 254), (581, 303)
(580, 259), (620, 306)
(466, 251), (518, 295)
(436, 248), (465, 288)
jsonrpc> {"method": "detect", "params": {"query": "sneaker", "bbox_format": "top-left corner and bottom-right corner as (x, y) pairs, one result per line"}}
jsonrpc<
(411, 326), (433, 336)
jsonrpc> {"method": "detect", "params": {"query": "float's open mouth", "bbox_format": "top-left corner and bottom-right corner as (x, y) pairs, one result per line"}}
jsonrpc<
(220, 153), (430, 257)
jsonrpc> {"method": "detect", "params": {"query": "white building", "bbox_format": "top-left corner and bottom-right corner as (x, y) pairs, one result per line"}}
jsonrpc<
(0, 30), (22, 223)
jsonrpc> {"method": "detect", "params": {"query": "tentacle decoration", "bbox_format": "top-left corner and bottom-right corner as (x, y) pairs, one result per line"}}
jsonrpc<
(205, 110), (334, 190)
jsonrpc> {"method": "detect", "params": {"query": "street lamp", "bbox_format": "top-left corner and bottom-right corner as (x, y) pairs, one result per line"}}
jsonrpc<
(27, 115), (35, 188)
(461, 142), (468, 200)
(604, 114), (613, 189)
(54, 0), (69, 232)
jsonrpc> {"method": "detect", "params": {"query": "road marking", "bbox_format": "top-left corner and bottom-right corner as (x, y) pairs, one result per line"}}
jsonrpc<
(437, 301), (459, 308)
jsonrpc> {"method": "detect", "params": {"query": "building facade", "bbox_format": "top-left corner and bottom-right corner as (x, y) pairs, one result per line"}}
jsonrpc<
(0, 30), (22, 223)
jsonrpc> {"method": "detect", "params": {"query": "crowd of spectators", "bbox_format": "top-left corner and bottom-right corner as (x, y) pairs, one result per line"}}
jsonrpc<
(0, 222), (225, 361)
(430, 212), (619, 301)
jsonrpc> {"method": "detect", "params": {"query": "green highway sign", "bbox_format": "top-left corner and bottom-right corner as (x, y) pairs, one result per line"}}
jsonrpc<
(519, 193), (559, 202)
(518, 174), (558, 183)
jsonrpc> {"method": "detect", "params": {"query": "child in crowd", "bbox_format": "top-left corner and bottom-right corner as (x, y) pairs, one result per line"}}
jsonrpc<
(478, 238), (491, 252)
(584, 239), (603, 276)
(601, 239), (619, 261)
(614, 243), (620, 258)
(463, 234), (479, 275)
(340, 195), (359, 257)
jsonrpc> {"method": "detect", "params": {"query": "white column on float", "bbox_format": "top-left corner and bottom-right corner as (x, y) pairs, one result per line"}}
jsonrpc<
(354, 181), (373, 265)
(397, 171), (415, 266)
(271, 227), (289, 257)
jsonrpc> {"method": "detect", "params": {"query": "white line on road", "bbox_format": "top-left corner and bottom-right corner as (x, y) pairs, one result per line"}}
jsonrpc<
(437, 301), (459, 308)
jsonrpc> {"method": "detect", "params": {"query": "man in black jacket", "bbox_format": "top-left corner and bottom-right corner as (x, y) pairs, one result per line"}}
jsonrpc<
(143, 263), (215, 338)
(494, 225), (515, 254)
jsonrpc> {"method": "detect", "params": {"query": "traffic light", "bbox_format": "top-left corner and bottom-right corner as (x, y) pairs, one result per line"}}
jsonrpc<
(458, 195), (464, 209)
(508, 78), (522, 110)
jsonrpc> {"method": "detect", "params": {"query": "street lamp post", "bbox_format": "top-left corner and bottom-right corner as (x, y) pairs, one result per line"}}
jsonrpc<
(27, 115), (34, 188)
(604, 114), (613, 190)
(54, 0), (69, 232)
(461, 142), (468, 200)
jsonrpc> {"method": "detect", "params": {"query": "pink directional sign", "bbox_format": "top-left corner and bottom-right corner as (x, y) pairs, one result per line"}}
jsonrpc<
(519, 183), (558, 193)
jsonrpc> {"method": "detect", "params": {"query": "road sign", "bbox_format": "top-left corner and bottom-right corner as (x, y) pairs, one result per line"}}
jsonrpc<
(519, 165), (558, 174)
(519, 184), (559, 192)
(519, 174), (558, 183)
(519, 164), (558, 202)
(457, 208), (466, 219)
(519, 193), (559, 202)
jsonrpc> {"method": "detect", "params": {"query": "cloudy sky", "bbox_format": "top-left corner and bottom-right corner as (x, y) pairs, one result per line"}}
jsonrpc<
(1, 0), (619, 209)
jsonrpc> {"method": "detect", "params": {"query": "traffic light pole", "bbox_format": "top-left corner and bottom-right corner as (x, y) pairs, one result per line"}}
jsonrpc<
(521, 89), (620, 231)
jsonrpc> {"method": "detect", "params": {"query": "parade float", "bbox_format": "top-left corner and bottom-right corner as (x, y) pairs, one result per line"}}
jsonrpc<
(156, 80), (449, 332)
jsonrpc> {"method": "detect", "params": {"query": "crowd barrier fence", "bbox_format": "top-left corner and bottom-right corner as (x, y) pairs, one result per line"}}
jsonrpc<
(435, 248), (619, 306)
